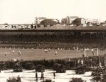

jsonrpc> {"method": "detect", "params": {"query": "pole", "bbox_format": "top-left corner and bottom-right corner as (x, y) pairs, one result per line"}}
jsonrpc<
(97, 48), (99, 56)
(84, 49), (86, 57)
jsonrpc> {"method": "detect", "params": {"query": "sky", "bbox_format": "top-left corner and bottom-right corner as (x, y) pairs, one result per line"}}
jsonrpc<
(0, 0), (106, 24)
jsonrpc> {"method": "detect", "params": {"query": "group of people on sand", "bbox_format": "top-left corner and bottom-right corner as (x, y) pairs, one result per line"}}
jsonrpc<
(35, 71), (56, 82)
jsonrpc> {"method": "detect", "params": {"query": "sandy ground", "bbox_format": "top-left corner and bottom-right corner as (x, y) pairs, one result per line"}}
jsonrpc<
(0, 69), (93, 82)
(0, 48), (105, 61)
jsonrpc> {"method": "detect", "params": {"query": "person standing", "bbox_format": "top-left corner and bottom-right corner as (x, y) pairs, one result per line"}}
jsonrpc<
(41, 71), (44, 81)
(5, 52), (7, 56)
(53, 72), (56, 79)
(13, 50), (14, 53)
(18, 51), (21, 56)
(35, 71), (38, 82)
(45, 49), (48, 53)
(55, 51), (57, 55)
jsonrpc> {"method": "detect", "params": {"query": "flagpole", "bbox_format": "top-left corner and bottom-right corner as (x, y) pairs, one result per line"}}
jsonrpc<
(84, 49), (86, 57)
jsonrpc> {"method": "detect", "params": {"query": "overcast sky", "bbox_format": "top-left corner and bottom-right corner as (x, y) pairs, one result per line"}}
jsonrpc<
(0, 0), (106, 24)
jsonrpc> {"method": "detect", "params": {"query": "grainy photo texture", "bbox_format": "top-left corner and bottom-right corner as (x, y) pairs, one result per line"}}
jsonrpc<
(0, 0), (106, 82)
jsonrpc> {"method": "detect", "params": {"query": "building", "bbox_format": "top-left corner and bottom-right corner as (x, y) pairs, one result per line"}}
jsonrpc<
(91, 19), (100, 26)
(61, 16), (79, 25)
(35, 17), (46, 25)
(0, 24), (36, 30)
(72, 18), (87, 26)
(61, 18), (67, 25)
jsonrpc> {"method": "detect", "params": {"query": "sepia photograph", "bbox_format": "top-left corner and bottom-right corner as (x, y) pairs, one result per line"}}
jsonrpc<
(0, 0), (106, 82)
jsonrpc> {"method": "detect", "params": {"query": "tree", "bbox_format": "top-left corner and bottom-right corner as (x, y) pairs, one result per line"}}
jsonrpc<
(7, 76), (21, 82)
(13, 62), (22, 72)
(24, 62), (35, 70)
(75, 65), (86, 74)
(35, 64), (45, 72)
(53, 63), (66, 73)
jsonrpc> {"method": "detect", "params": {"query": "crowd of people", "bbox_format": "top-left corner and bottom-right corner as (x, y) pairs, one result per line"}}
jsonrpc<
(0, 32), (105, 50)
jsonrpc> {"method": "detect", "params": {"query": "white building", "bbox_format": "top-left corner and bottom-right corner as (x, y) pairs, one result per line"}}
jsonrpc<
(66, 16), (79, 25)
(92, 19), (100, 26)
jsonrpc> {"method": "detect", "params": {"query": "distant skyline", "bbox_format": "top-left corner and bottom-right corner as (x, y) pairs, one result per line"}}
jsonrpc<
(0, 0), (106, 24)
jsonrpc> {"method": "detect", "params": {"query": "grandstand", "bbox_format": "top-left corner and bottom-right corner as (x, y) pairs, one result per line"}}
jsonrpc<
(0, 25), (105, 50)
